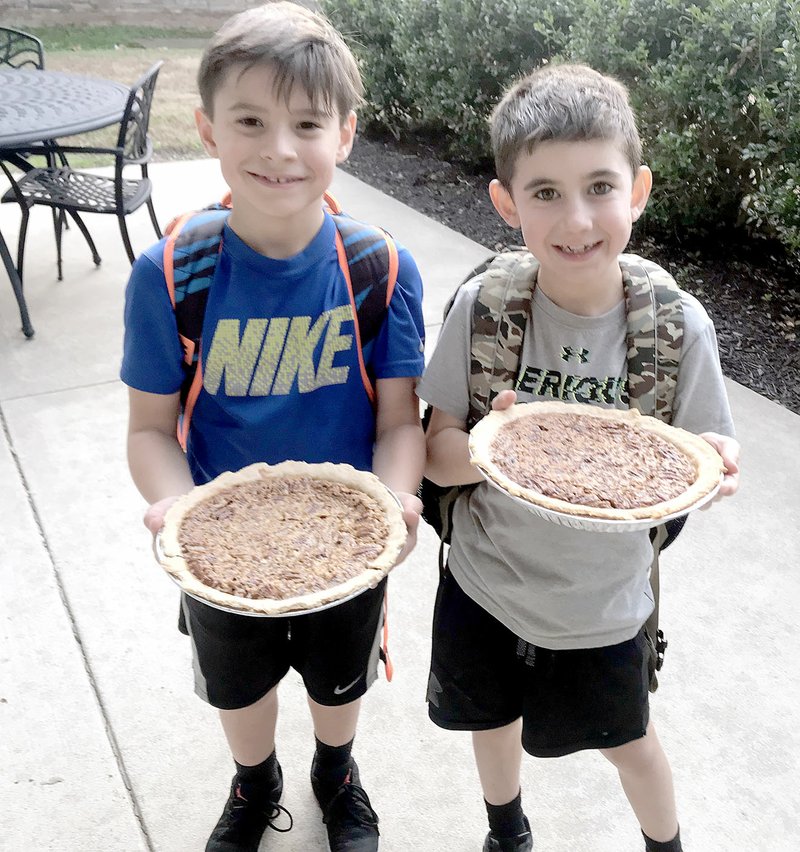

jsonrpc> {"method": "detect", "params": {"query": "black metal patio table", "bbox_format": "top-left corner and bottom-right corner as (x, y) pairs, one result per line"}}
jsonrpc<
(0, 67), (129, 337)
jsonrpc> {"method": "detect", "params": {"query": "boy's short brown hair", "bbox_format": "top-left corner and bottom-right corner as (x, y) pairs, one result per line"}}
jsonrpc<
(198, 1), (364, 120)
(490, 63), (642, 189)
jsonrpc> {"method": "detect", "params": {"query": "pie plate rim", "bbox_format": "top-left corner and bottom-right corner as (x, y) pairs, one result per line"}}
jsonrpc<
(152, 484), (404, 617)
(477, 471), (723, 533)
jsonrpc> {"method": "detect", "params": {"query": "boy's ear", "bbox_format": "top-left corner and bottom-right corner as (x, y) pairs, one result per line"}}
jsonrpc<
(489, 178), (521, 229)
(195, 107), (219, 159)
(630, 165), (653, 222)
(336, 111), (358, 164)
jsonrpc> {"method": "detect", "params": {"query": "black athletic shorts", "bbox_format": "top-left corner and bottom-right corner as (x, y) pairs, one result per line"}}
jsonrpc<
(179, 577), (387, 710)
(427, 570), (649, 757)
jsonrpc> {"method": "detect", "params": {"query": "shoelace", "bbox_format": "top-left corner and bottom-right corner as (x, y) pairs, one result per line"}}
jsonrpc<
(322, 781), (379, 829)
(230, 786), (294, 833)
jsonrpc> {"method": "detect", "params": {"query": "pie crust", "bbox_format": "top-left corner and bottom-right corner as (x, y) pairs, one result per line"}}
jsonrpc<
(468, 401), (724, 522)
(158, 461), (407, 615)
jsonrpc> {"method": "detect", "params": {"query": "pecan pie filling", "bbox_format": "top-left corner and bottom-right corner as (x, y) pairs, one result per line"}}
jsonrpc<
(489, 413), (697, 510)
(177, 477), (389, 600)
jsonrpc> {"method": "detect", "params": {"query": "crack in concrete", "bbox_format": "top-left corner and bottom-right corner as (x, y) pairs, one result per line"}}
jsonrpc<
(0, 402), (155, 852)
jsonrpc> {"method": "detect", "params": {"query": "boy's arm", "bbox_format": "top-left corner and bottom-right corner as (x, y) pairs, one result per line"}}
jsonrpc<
(670, 297), (741, 504)
(127, 388), (195, 535)
(373, 376), (425, 564)
(425, 407), (478, 487)
(425, 389), (517, 486)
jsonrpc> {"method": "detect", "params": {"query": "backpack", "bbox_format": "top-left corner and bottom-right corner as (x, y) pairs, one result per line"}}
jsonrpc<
(162, 191), (399, 451)
(419, 248), (685, 691)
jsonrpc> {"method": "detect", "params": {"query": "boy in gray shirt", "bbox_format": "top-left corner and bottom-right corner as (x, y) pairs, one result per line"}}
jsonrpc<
(417, 64), (740, 852)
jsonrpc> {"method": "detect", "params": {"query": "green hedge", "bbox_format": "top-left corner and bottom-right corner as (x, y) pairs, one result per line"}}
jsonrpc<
(322, 0), (800, 252)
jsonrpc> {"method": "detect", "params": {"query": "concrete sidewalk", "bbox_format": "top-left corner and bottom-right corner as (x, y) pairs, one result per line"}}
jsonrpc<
(0, 159), (798, 852)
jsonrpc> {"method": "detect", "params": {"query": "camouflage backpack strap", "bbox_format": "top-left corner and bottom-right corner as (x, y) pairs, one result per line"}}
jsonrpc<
(620, 253), (684, 423)
(620, 253), (685, 693)
(467, 249), (538, 427)
(418, 248), (535, 556)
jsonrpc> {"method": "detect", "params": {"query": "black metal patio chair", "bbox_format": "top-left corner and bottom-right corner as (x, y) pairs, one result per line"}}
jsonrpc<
(0, 61), (163, 281)
(0, 26), (71, 248)
(0, 26), (44, 69)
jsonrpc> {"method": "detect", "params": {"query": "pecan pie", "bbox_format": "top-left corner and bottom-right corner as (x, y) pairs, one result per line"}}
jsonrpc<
(158, 461), (407, 614)
(468, 401), (724, 522)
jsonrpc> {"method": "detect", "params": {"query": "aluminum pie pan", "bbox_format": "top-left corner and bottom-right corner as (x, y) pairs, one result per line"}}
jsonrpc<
(477, 472), (722, 533)
(152, 487), (403, 616)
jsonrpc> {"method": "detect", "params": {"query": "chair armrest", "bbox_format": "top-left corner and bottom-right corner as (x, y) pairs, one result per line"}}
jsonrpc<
(124, 137), (155, 167)
(0, 144), (51, 157)
(14, 144), (125, 158)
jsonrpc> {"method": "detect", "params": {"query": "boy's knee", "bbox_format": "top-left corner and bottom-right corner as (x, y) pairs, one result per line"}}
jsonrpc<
(599, 724), (663, 772)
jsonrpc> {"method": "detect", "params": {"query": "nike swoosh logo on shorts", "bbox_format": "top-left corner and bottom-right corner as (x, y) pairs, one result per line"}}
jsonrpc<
(333, 674), (362, 695)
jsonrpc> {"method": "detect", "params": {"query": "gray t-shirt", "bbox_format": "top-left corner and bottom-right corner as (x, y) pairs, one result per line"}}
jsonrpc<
(417, 280), (735, 650)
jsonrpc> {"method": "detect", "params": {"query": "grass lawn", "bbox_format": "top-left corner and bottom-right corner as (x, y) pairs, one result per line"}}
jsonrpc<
(28, 27), (213, 165)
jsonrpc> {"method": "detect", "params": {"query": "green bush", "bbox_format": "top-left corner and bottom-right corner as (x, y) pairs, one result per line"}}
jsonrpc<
(324, 0), (569, 162)
(319, 0), (414, 132)
(322, 0), (800, 252)
(391, 0), (569, 162)
(568, 0), (800, 244)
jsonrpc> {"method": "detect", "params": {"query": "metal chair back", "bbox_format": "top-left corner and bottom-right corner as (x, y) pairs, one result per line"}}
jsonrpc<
(0, 27), (45, 70)
(117, 62), (163, 166)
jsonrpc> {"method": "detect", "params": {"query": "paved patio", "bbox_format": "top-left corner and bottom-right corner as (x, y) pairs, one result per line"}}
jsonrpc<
(1, 159), (798, 851)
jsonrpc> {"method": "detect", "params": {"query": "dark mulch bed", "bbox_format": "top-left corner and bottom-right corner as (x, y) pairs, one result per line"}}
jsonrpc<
(342, 135), (800, 416)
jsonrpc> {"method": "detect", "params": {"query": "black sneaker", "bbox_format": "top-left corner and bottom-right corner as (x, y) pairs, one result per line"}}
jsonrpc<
(311, 758), (379, 852)
(206, 771), (293, 852)
(483, 815), (533, 852)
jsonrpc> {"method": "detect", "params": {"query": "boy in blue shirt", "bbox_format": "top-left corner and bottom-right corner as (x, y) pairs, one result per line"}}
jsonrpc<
(418, 64), (741, 852)
(121, 5), (425, 851)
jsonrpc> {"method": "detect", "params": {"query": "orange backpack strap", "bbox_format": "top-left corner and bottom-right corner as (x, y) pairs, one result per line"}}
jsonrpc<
(331, 215), (399, 405)
(323, 189), (342, 214)
(164, 199), (398, 448)
(381, 586), (393, 682)
(162, 203), (230, 450)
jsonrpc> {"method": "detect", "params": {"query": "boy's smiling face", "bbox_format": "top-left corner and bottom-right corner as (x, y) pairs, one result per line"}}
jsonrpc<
(490, 138), (652, 313)
(195, 62), (356, 255)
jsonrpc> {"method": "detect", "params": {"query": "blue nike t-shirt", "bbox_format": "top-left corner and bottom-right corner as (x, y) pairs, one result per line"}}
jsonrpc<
(121, 212), (425, 484)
